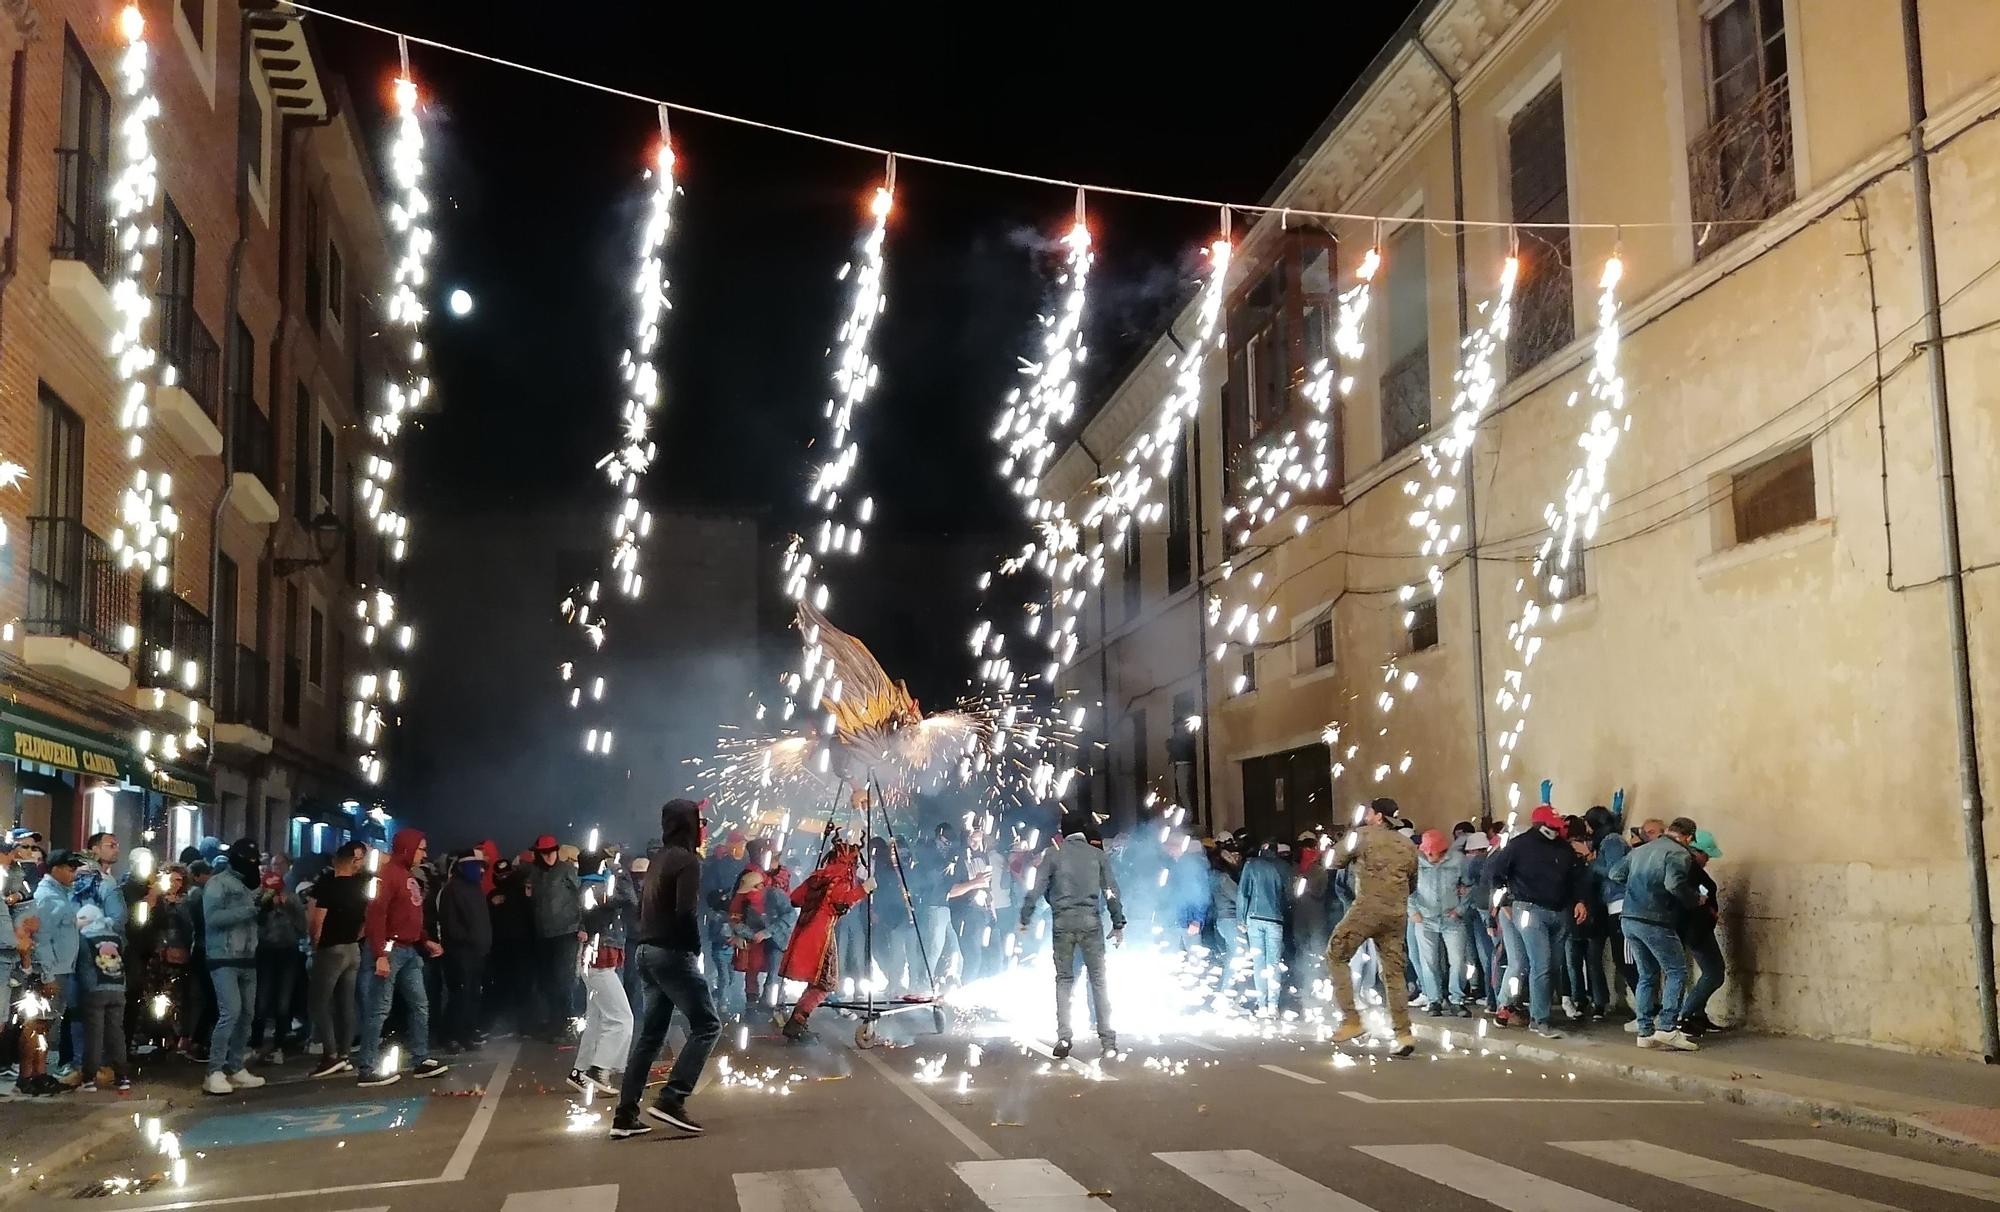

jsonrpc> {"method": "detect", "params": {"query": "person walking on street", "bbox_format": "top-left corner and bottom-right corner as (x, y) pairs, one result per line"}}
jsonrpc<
(618, 856), (648, 1022)
(611, 799), (722, 1139)
(570, 858), (635, 1095)
(1236, 840), (1286, 1017)
(1326, 799), (1418, 1056)
(1017, 813), (1126, 1059)
(1411, 829), (1473, 1017)
(1483, 806), (1587, 1038)
(1610, 816), (1703, 1051)
(436, 850), (492, 1055)
(355, 830), (451, 1086)
(305, 843), (368, 1078)
(200, 841), (266, 1095)
(528, 836), (583, 1038)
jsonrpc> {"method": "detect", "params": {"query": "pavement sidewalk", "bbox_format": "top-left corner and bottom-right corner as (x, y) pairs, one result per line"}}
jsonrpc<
(0, 1090), (170, 1202)
(1411, 1016), (2000, 1155)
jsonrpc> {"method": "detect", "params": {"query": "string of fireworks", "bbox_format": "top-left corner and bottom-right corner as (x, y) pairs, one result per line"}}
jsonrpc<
(1492, 254), (1626, 811)
(1209, 247), (1379, 691)
(350, 48), (431, 785)
(774, 165), (893, 742)
(970, 194), (1093, 701)
(101, 8), (202, 762)
(560, 108), (680, 757)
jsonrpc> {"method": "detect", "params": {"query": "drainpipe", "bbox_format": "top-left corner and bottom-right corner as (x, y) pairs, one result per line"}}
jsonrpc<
(211, 13), (257, 776)
(1076, 435), (1114, 829)
(1414, 36), (1495, 821)
(1165, 328), (1217, 837)
(0, 39), (30, 358)
(1899, 0), (1997, 1064)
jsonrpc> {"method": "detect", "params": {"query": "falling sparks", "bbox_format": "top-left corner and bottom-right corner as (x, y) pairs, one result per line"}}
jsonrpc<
(352, 67), (436, 785)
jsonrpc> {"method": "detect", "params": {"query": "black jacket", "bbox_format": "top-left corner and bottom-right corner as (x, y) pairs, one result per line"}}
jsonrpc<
(1485, 828), (1584, 913)
(635, 800), (704, 952)
(438, 874), (492, 953)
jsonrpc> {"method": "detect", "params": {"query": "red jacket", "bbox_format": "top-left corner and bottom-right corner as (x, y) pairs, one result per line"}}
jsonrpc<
(778, 848), (866, 983)
(364, 829), (431, 960)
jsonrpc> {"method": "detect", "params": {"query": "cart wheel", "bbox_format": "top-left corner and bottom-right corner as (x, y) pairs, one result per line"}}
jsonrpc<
(855, 1023), (879, 1049)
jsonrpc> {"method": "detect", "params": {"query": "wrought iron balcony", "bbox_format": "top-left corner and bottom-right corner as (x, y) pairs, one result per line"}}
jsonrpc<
(161, 298), (222, 419)
(1690, 76), (1795, 256)
(215, 643), (270, 731)
(234, 395), (274, 485)
(137, 591), (212, 697)
(25, 517), (135, 656)
(52, 147), (114, 282)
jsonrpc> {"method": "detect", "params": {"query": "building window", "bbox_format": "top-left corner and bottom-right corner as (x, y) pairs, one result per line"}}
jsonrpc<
(1508, 81), (1573, 377)
(1311, 609), (1335, 671)
(1690, 0), (1793, 249)
(159, 198), (199, 392)
(1730, 443), (1816, 544)
(1167, 438), (1192, 593)
(317, 420), (336, 511)
(1407, 595), (1440, 653)
(282, 584), (301, 726)
(55, 33), (114, 280)
(239, 75), (263, 183)
(1122, 533), (1142, 622)
(307, 605), (325, 689)
(325, 241), (345, 330)
(34, 387), (85, 522)
(303, 194), (323, 331)
(181, 0), (205, 47)
(1380, 225), (1430, 458)
(1129, 708), (1149, 815)
(293, 385), (313, 523)
(1223, 232), (1341, 503)
(1234, 650), (1257, 696)
(1549, 549), (1588, 603)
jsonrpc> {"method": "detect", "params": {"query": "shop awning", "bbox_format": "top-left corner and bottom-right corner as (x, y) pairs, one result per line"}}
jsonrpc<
(1, 703), (217, 804)
(148, 764), (215, 804)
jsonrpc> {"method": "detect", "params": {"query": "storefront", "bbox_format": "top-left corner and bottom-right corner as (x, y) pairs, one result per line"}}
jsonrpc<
(1, 703), (218, 853)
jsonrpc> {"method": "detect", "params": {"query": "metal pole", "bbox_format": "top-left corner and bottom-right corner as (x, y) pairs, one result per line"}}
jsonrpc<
(1901, 0), (1997, 1062)
(1415, 38), (1495, 820)
(1188, 418), (1216, 836)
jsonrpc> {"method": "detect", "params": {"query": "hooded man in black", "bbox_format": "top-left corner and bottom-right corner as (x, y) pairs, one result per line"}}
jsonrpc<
(610, 799), (721, 1140)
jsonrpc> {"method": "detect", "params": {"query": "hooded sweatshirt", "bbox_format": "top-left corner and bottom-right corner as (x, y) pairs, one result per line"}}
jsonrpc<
(1483, 826), (1584, 914)
(438, 858), (492, 953)
(363, 830), (433, 960)
(634, 800), (704, 952)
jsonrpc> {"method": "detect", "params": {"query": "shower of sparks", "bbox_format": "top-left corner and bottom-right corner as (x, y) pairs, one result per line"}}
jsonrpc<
(1493, 255), (1625, 810)
(351, 69), (435, 785)
(561, 112), (679, 756)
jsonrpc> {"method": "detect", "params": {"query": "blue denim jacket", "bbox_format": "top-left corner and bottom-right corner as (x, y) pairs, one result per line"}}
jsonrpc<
(1609, 837), (1695, 926)
(1410, 851), (1470, 921)
(1590, 833), (1630, 909)
(1237, 855), (1286, 923)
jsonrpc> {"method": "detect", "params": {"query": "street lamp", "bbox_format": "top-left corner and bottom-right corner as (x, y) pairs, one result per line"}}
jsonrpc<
(273, 510), (345, 577)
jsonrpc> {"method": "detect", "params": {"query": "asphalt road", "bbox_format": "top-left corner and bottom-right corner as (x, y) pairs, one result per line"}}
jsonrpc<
(21, 1012), (2000, 1211)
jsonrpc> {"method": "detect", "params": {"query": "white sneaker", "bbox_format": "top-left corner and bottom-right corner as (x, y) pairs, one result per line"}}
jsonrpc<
(267, 1049), (285, 1065)
(227, 1069), (266, 1089)
(1636, 1032), (1664, 1049)
(203, 1071), (235, 1096)
(1406, 994), (1428, 1008)
(1656, 1029), (1700, 1052)
(1561, 997), (1578, 1019)
(1624, 1019), (1643, 1034)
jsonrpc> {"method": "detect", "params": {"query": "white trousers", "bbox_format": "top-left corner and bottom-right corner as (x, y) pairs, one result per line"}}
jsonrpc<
(578, 964), (633, 1074)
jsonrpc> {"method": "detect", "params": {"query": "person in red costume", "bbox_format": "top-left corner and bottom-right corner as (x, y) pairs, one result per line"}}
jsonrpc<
(777, 840), (873, 1040)
(726, 840), (775, 1011)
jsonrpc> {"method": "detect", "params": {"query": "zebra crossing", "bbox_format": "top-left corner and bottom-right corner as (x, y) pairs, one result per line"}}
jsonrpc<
(486, 1138), (2000, 1210)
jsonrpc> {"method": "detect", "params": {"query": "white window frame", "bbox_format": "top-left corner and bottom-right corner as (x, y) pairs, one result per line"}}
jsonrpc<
(245, 67), (274, 223)
(324, 236), (346, 346)
(1291, 599), (1338, 684)
(1706, 435), (1830, 555)
(171, 0), (218, 106)
(305, 592), (327, 695)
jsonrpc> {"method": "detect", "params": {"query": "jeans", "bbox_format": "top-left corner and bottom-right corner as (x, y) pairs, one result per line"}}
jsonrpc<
(309, 943), (360, 1059)
(441, 949), (486, 1046)
(1245, 918), (1282, 1014)
(81, 989), (126, 1079)
(1681, 933), (1725, 1023)
(1471, 914), (1499, 1009)
(620, 955), (646, 1024)
(357, 947), (430, 1072)
(1210, 917), (1238, 991)
(1514, 903), (1566, 1026)
(535, 935), (581, 1031)
(1052, 926), (1112, 1043)
(918, 907), (960, 987)
(1413, 916), (1469, 1007)
(580, 963), (634, 1072)
(1623, 917), (1688, 1036)
(1498, 906), (1528, 1008)
(1565, 929), (1610, 1013)
(252, 947), (299, 1047)
(207, 965), (257, 1076)
(618, 945), (721, 1112)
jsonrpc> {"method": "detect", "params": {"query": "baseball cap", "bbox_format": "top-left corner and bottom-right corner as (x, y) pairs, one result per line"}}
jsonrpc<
(3, 827), (43, 851)
(1690, 829), (1723, 860)
(1462, 832), (1492, 852)
(45, 848), (85, 869)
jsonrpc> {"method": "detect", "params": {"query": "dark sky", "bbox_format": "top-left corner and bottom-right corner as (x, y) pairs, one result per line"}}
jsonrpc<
(306, 6), (1421, 823)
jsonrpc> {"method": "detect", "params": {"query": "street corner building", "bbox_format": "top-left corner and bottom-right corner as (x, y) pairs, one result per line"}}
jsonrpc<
(0, 1), (399, 859)
(1047, 0), (2000, 1057)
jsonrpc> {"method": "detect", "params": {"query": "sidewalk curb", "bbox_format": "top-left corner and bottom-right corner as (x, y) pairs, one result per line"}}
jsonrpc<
(0, 1101), (143, 1203)
(1410, 1023), (2000, 1158)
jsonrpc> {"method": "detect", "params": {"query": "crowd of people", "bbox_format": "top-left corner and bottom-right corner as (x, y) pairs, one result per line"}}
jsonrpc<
(2, 788), (1731, 1138)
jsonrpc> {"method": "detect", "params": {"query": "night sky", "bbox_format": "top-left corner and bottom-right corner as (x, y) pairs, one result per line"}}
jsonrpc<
(307, 5), (1421, 833)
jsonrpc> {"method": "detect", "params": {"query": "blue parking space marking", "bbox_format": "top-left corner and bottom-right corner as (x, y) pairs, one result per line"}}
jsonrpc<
(179, 1097), (426, 1148)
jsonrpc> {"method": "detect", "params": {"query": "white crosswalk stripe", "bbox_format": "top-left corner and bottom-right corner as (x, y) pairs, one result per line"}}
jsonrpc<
(1156, 1149), (1378, 1211)
(500, 1187), (619, 1212)
(1748, 1138), (2000, 1203)
(953, 1158), (1111, 1210)
(1356, 1143), (1637, 1211)
(734, 1167), (866, 1212)
(1555, 1139), (1900, 1211)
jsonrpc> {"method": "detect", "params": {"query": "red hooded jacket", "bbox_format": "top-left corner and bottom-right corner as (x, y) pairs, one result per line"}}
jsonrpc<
(476, 839), (500, 896)
(363, 829), (432, 960)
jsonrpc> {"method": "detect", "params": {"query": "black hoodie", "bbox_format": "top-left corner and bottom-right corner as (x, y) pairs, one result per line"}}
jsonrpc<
(634, 799), (703, 952)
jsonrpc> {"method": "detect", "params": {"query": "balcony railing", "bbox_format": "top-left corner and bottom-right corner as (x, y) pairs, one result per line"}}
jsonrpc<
(1380, 346), (1432, 458)
(162, 298), (222, 418)
(138, 591), (212, 697)
(234, 395), (274, 485)
(282, 655), (302, 728)
(215, 643), (269, 730)
(1690, 76), (1795, 256)
(52, 147), (114, 282)
(25, 517), (135, 656)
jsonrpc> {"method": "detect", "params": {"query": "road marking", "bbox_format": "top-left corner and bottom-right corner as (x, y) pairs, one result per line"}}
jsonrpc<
(1748, 1138), (2000, 1202)
(1020, 1038), (1119, 1081)
(500, 1187), (618, 1212)
(1156, 1149), (1377, 1211)
(1357, 1144), (1636, 1211)
(851, 1041), (1001, 1161)
(1258, 1064), (1325, 1085)
(734, 1168), (864, 1212)
(953, 1159), (1107, 1210)
(1554, 1139), (1898, 1211)
(1341, 1090), (1700, 1105)
(1180, 1037), (1225, 1053)
(443, 1040), (520, 1181)
(178, 1099), (425, 1148)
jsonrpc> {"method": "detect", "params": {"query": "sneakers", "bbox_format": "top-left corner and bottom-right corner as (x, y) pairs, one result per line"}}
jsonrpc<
(1450, 1003), (1473, 1018)
(1426, 1002), (1446, 1017)
(1329, 1020), (1365, 1044)
(1654, 1029), (1700, 1051)
(80, 1082), (99, 1093)
(309, 1057), (352, 1079)
(1098, 1035), (1117, 1056)
(1406, 993), (1429, 1009)
(587, 1067), (618, 1094)
(228, 1069), (266, 1089)
(116, 1077), (132, 1093)
(1528, 1022), (1564, 1039)
(265, 1049), (285, 1065)
(1624, 1018), (1644, 1034)
(357, 1066), (403, 1088)
(1560, 996), (1578, 1020)
(203, 1071), (235, 1096)
(643, 1097), (703, 1134)
(566, 1069), (592, 1095)
(1051, 1039), (1073, 1060)
(609, 1108), (653, 1140)
(412, 1058), (451, 1079)
(1389, 1035), (1417, 1058)
(1636, 1032), (1664, 1049)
